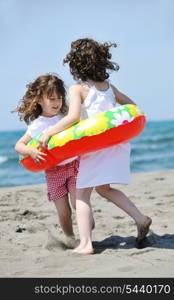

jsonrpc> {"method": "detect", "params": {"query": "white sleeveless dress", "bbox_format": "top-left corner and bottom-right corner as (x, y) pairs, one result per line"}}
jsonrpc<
(76, 82), (131, 188)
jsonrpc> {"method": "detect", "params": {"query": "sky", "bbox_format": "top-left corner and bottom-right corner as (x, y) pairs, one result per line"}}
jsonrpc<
(0, 0), (174, 131)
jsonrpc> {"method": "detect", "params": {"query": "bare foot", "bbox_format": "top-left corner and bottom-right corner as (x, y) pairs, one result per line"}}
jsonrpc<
(72, 246), (94, 255)
(136, 216), (152, 242)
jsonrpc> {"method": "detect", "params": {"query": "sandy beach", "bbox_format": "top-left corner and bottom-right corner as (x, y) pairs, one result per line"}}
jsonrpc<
(0, 169), (174, 278)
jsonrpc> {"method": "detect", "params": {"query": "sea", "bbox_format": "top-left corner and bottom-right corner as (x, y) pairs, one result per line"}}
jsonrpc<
(0, 120), (174, 187)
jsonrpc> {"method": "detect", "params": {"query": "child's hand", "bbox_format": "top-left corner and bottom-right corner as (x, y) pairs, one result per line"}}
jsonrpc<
(29, 146), (47, 164)
(39, 131), (50, 148)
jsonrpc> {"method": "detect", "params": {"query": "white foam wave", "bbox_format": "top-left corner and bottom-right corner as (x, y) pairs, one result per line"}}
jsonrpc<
(0, 156), (8, 164)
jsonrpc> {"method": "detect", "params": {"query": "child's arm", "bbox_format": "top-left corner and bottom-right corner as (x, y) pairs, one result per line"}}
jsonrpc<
(39, 84), (82, 147)
(15, 133), (47, 164)
(111, 85), (136, 105)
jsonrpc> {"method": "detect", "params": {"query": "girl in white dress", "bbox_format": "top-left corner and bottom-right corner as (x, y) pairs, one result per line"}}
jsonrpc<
(39, 39), (152, 254)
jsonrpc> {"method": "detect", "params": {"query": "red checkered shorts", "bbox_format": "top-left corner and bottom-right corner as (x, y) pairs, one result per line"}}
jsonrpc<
(45, 159), (79, 201)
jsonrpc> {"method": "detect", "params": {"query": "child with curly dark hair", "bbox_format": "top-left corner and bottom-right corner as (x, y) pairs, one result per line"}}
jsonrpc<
(13, 73), (79, 248)
(39, 39), (152, 254)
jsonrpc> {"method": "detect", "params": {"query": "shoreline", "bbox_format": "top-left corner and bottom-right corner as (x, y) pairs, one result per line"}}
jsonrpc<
(1, 168), (173, 190)
(0, 169), (174, 277)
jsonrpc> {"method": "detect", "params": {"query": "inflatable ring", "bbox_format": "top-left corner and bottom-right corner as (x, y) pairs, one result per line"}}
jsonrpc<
(19, 104), (146, 172)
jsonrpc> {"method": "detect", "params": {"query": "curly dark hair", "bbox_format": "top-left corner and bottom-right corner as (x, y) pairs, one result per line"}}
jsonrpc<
(13, 74), (68, 124)
(63, 38), (119, 82)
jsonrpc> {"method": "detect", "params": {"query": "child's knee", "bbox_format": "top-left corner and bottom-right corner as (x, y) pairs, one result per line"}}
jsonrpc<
(77, 188), (92, 201)
(95, 185), (111, 196)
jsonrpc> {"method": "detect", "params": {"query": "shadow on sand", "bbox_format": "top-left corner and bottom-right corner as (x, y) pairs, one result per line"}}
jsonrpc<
(92, 231), (174, 254)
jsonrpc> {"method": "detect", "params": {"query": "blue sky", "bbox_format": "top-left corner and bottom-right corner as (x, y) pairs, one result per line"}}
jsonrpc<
(1, 0), (174, 131)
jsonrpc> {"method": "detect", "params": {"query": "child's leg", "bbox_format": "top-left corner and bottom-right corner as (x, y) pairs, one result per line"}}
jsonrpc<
(95, 184), (152, 241)
(45, 165), (76, 238)
(69, 187), (95, 230)
(53, 194), (74, 237)
(73, 187), (94, 254)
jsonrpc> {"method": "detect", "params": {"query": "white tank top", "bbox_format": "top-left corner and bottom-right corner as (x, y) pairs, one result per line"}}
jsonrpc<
(81, 81), (116, 120)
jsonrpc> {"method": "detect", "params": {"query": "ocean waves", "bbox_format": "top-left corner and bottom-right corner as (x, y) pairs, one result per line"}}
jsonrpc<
(0, 120), (174, 187)
(130, 120), (174, 172)
(0, 156), (8, 164)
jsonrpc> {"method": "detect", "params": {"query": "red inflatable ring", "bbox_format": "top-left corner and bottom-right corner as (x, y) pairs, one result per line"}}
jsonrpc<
(19, 104), (146, 172)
